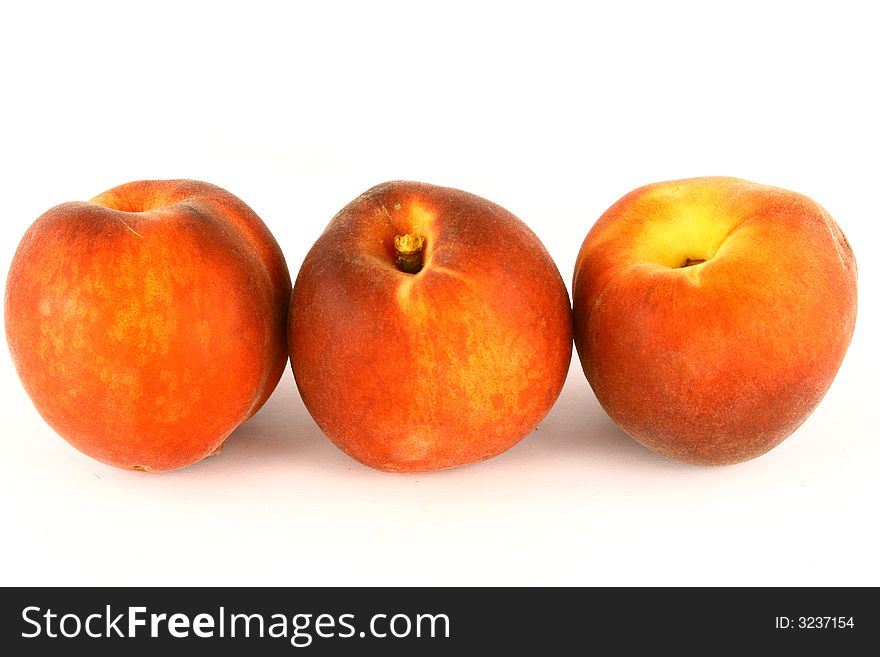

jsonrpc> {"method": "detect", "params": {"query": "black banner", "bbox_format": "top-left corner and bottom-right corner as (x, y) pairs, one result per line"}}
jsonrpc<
(0, 587), (874, 654)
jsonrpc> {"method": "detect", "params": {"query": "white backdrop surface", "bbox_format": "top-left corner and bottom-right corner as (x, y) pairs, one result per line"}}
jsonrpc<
(1, 1), (877, 586)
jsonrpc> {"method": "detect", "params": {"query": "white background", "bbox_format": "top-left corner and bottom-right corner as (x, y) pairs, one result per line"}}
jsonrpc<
(1, 1), (877, 586)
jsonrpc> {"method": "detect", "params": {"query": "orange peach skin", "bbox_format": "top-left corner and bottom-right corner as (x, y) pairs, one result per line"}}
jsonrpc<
(5, 180), (291, 471)
(289, 181), (573, 472)
(573, 177), (857, 465)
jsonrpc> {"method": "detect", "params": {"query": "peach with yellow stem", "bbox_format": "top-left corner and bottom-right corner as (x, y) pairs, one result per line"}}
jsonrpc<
(289, 180), (573, 472)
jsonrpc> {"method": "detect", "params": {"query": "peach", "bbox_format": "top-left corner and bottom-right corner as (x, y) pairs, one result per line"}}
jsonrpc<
(573, 177), (857, 465)
(5, 180), (291, 471)
(289, 181), (572, 472)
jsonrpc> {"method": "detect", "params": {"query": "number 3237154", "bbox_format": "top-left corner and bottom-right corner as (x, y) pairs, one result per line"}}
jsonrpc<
(775, 617), (855, 629)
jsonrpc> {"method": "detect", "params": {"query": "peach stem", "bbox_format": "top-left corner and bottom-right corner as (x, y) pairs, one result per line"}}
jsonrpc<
(682, 257), (707, 268)
(394, 234), (425, 274)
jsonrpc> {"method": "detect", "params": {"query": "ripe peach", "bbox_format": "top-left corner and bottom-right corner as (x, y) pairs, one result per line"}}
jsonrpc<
(289, 181), (572, 472)
(5, 180), (291, 471)
(573, 177), (857, 465)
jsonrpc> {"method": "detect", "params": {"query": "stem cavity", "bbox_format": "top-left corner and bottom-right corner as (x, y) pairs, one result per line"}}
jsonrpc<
(394, 233), (426, 274)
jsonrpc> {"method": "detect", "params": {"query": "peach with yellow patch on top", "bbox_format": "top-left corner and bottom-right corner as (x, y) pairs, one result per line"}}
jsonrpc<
(289, 181), (572, 472)
(573, 176), (858, 465)
(5, 180), (292, 471)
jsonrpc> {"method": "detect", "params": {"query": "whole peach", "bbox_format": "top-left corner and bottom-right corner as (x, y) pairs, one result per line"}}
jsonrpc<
(5, 180), (291, 471)
(289, 181), (572, 472)
(573, 177), (857, 465)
